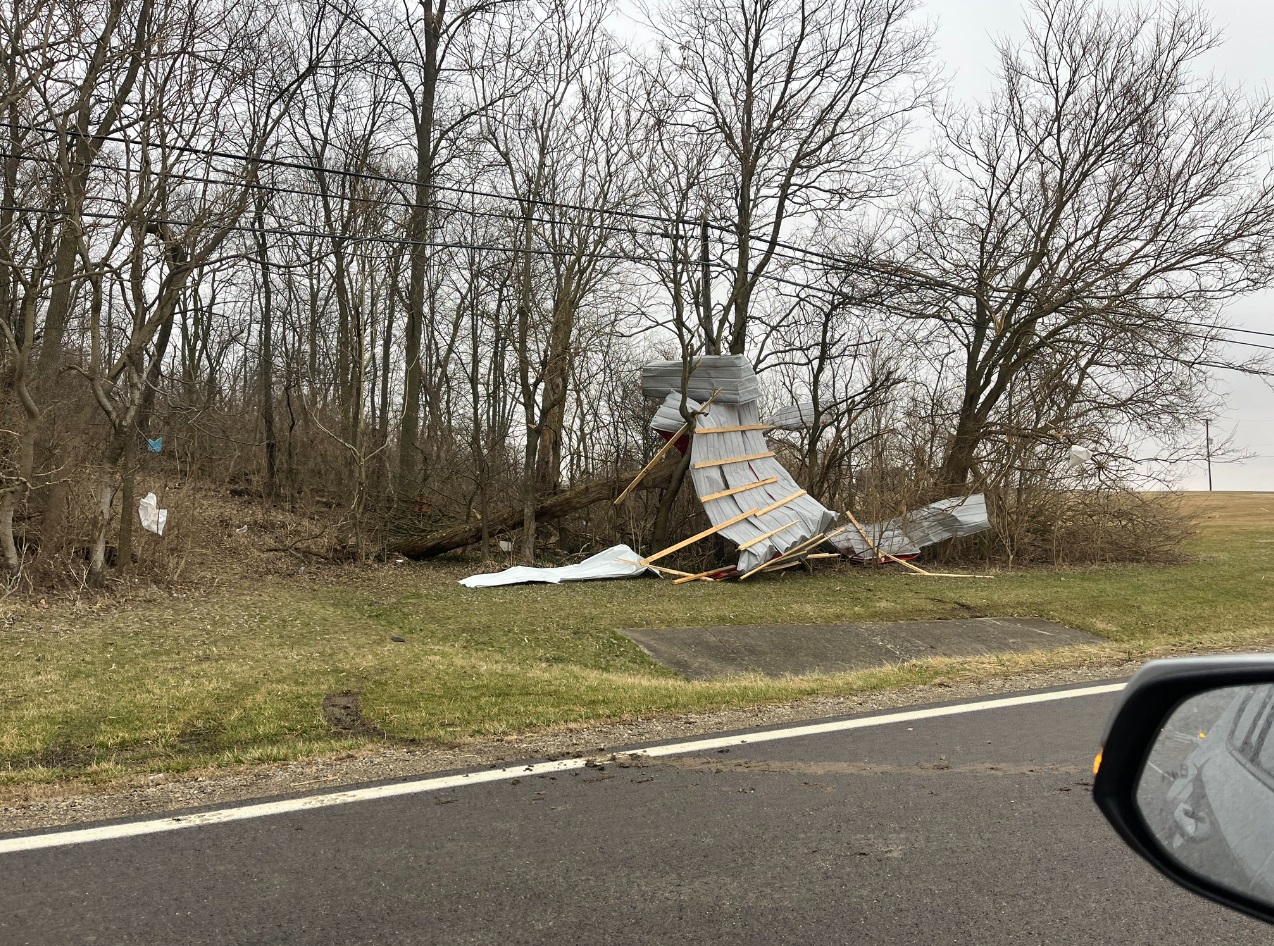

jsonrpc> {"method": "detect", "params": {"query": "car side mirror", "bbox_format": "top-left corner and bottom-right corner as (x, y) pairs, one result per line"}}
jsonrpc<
(1094, 656), (1274, 926)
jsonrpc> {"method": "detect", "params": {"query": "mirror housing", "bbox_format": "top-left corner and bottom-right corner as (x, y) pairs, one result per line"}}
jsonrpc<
(1094, 655), (1274, 925)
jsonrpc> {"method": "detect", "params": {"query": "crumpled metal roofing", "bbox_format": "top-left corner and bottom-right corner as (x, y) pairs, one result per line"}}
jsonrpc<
(831, 494), (990, 561)
(767, 402), (817, 431)
(689, 401), (837, 573)
(645, 357), (990, 574)
(650, 391), (702, 436)
(642, 354), (761, 405)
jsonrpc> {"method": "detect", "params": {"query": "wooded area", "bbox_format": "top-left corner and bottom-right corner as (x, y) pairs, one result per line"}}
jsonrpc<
(1, 0), (1271, 589)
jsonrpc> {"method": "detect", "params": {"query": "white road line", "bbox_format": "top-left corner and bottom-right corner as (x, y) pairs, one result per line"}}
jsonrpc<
(0, 681), (1124, 855)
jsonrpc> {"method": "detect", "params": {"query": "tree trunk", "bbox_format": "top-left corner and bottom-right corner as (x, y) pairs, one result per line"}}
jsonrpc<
(534, 274), (577, 494)
(116, 430), (137, 574)
(651, 441), (693, 548)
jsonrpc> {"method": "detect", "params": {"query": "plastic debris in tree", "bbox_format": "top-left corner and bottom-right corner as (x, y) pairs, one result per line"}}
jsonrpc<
(1067, 445), (1093, 470)
(138, 492), (168, 536)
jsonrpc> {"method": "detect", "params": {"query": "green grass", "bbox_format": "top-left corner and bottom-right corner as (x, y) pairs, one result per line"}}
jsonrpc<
(2, 492), (1271, 788)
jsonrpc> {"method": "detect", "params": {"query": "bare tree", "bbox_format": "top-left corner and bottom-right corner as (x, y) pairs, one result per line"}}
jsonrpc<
(347, 0), (517, 501)
(906, 0), (1274, 491)
(648, 0), (932, 354)
(483, 0), (642, 561)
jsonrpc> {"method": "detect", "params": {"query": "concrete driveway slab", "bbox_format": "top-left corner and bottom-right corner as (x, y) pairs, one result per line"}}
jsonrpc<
(621, 617), (1099, 679)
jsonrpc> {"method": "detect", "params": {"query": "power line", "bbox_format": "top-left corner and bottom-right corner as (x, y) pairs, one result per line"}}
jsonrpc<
(9, 126), (1274, 337)
(6, 122), (714, 234)
(0, 149), (681, 244)
(0, 201), (840, 300)
(3, 122), (944, 286)
(0, 203), (673, 265)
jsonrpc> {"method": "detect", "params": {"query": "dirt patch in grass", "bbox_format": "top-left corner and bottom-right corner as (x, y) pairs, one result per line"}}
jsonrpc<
(322, 692), (385, 738)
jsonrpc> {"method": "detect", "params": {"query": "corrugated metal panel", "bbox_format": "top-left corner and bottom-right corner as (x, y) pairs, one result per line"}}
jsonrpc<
(768, 402), (816, 431)
(689, 401), (835, 572)
(641, 355), (762, 404)
(650, 392), (701, 436)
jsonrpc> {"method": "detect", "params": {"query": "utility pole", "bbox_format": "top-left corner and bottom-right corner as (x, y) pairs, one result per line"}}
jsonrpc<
(1204, 418), (1213, 492)
(700, 214), (715, 354)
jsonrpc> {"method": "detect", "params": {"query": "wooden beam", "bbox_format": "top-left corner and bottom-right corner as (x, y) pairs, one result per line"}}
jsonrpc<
(617, 559), (697, 578)
(614, 424), (686, 505)
(759, 532), (832, 572)
(614, 389), (722, 505)
(738, 531), (828, 580)
(765, 560), (804, 573)
(901, 571), (995, 579)
(698, 477), (779, 503)
(737, 520), (799, 551)
(692, 451), (774, 469)
(671, 567), (724, 585)
(640, 506), (762, 565)
(754, 489), (806, 517)
(695, 424), (775, 435)
(844, 510), (931, 575)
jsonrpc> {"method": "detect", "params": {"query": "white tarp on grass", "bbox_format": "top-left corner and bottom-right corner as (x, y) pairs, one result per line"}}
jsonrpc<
(459, 544), (653, 588)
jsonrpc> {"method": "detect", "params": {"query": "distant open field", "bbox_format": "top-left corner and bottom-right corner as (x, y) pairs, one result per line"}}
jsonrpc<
(1, 492), (1270, 789)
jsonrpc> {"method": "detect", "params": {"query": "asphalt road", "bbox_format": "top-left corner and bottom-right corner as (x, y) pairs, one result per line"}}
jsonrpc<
(2, 682), (1269, 945)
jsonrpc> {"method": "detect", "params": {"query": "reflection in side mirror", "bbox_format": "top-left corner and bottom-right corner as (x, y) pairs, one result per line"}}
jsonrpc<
(1137, 685), (1274, 908)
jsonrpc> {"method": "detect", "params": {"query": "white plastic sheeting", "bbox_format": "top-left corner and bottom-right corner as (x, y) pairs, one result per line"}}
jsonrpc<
(138, 492), (168, 536)
(459, 544), (653, 588)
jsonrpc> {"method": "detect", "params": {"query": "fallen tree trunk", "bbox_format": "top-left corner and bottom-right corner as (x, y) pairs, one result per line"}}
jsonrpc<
(388, 457), (682, 559)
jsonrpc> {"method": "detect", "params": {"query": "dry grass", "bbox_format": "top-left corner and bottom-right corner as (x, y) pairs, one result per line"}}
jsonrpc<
(1, 490), (1271, 789)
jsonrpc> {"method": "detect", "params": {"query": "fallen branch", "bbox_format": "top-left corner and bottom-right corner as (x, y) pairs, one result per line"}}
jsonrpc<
(389, 457), (682, 559)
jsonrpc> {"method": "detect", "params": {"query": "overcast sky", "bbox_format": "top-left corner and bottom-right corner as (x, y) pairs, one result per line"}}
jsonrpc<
(928, 0), (1274, 491)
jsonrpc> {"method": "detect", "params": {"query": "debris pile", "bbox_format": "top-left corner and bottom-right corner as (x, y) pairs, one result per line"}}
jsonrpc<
(459, 356), (992, 587)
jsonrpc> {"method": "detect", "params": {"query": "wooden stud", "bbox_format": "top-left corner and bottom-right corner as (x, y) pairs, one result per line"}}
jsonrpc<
(737, 520), (799, 551)
(759, 532), (831, 571)
(694, 424), (775, 435)
(698, 477), (779, 503)
(765, 560), (804, 573)
(738, 531), (828, 580)
(613, 424), (686, 506)
(754, 489), (807, 517)
(671, 567), (724, 585)
(901, 571), (995, 579)
(692, 451), (774, 469)
(613, 389), (722, 506)
(759, 523), (853, 576)
(617, 559), (697, 578)
(640, 506), (762, 565)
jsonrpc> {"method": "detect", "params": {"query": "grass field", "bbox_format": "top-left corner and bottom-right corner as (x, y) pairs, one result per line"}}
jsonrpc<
(1, 492), (1271, 788)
